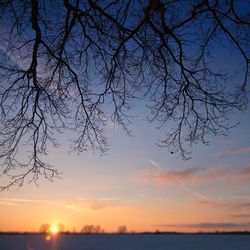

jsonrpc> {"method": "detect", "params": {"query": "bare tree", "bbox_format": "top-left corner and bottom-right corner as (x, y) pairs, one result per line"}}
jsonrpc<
(0, 0), (249, 190)
(81, 224), (103, 234)
(39, 223), (50, 234)
(117, 225), (127, 234)
(57, 223), (65, 233)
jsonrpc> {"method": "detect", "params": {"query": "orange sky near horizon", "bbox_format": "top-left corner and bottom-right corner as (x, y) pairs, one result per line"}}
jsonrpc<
(1, 195), (248, 233)
(0, 100), (250, 234)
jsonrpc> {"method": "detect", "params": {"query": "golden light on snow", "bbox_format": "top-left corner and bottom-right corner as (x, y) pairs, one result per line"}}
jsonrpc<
(45, 234), (52, 241)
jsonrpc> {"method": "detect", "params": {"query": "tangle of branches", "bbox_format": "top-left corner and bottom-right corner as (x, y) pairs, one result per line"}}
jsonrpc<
(0, 0), (249, 190)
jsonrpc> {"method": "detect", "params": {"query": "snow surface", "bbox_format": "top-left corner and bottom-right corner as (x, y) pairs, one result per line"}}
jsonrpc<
(0, 234), (250, 250)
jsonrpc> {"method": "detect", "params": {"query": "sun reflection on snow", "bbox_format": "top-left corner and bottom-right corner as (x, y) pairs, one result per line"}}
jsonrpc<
(45, 234), (52, 241)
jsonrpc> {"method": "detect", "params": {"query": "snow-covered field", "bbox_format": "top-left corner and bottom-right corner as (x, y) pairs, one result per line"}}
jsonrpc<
(0, 234), (250, 250)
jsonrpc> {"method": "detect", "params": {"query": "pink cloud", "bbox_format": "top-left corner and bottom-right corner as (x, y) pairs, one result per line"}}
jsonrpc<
(0, 201), (17, 206)
(195, 199), (250, 211)
(238, 166), (250, 175)
(157, 222), (250, 230)
(89, 203), (106, 210)
(134, 164), (250, 186)
(195, 199), (225, 208)
(215, 147), (250, 158)
(134, 167), (202, 186)
(64, 204), (83, 212)
(154, 168), (200, 185)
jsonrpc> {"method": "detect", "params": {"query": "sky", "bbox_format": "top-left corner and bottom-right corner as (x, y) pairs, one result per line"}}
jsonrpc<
(0, 0), (250, 234)
(0, 104), (249, 233)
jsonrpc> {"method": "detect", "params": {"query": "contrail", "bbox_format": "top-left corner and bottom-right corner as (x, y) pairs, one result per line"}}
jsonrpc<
(148, 160), (162, 170)
(182, 186), (208, 200)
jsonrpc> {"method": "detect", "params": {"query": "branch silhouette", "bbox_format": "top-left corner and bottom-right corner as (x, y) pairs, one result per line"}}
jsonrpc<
(0, 0), (249, 190)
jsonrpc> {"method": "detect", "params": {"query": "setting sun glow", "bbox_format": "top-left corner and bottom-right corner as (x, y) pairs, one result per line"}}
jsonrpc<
(50, 226), (59, 235)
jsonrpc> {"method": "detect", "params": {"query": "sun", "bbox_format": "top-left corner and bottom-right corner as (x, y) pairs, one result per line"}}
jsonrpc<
(45, 225), (59, 241)
(50, 225), (59, 235)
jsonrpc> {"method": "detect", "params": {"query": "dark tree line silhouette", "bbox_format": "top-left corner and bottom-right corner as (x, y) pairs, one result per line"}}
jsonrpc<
(39, 223), (65, 234)
(38, 223), (126, 234)
(0, 0), (249, 190)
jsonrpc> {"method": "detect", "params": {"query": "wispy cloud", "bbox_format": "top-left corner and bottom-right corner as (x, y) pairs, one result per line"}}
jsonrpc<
(138, 193), (146, 199)
(182, 186), (208, 200)
(157, 222), (250, 229)
(156, 167), (200, 185)
(75, 196), (118, 202)
(233, 203), (250, 210)
(148, 160), (162, 170)
(89, 203), (106, 210)
(134, 164), (250, 186)
(195, 199), (224, 208)
(65, 201), (129, 212)
(215, 147), (250, 158)
(195, 199), (250, 211)
(230, 196), (250, 201)
(75, 197), (86, 201)
(134, 167), (201, 186)
(64, 204), (83, 212)
(3, 198), (53, 204)
(0, 198), (53, 207)
(97, 197), (118, 201)
(0, 201), (17, 206)
(73, 196), (119, 211)
(231, 214), (250, 218)
(238, 166), (250, 175)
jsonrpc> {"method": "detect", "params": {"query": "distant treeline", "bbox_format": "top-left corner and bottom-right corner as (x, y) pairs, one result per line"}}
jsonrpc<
(1, 231), (250, 235)
(37, 223), (128, 235)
